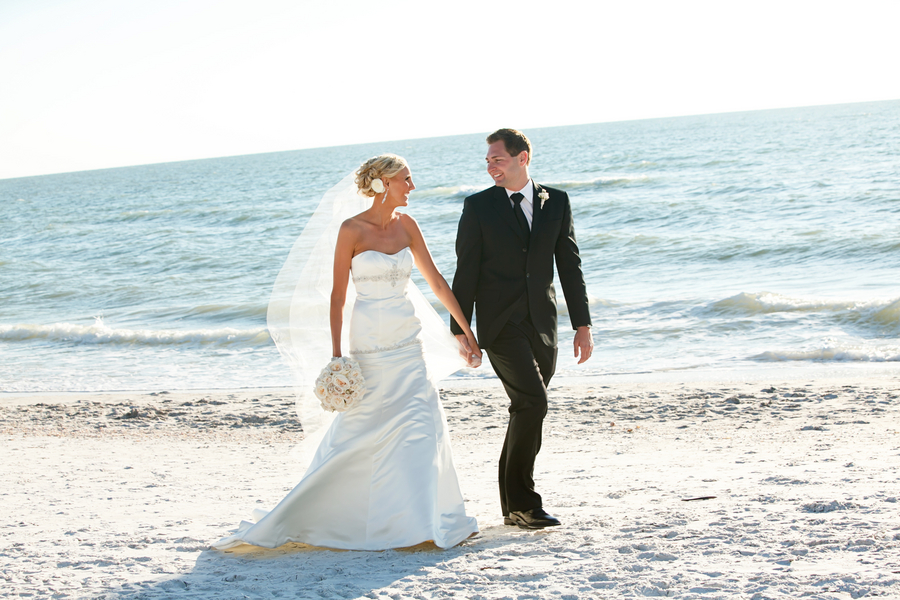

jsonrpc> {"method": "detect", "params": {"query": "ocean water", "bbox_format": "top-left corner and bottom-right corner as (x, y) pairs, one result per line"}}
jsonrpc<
(2, 100), (899, 392)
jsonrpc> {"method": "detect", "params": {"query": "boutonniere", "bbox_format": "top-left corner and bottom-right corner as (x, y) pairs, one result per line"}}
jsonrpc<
(538, 189), (549, 209)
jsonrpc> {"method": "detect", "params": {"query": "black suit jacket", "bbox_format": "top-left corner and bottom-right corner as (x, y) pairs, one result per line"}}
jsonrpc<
(450, 181), (591, 350)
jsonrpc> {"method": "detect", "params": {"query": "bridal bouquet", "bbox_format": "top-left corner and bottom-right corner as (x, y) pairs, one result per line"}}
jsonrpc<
(314, 357), (366, 412)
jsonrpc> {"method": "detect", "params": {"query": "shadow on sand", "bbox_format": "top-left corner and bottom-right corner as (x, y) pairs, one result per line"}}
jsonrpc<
(97, 525), (524, 598)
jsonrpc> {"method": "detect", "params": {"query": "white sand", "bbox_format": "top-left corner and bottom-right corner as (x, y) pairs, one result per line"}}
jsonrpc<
(2, 374), (900, 599)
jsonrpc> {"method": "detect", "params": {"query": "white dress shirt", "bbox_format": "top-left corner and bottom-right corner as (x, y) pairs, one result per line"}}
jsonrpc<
(505, 179), (534, 229)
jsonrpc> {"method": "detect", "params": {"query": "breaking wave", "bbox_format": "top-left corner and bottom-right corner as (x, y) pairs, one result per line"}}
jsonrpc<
(547, 175), (651, 190)
(753, 345), (900, 362)
(0, 319), (270, 347)
(710, 293), (900, 331)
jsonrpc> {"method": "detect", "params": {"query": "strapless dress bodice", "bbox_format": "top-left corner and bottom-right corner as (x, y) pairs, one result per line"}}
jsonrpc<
(349, 248), (422, 355)
(351, 248), (414, 299)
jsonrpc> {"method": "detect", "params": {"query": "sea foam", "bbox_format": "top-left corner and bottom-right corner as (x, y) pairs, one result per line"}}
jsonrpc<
(0, 319), (269, 347)
(711, 293), (899, 325)
(547, 175), (650, 190)
(753, 345), (900, 362)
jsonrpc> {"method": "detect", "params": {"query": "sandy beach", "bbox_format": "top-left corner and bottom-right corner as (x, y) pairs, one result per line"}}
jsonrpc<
(2, 373), (899, 599)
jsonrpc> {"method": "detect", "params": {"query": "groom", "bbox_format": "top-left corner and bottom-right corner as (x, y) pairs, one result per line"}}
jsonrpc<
(451, 128), (593, 529)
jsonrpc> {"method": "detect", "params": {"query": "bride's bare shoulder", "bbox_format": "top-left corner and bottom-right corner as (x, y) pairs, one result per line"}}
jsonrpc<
(398, 213), (424, 236)
(397, 212), (420, 228)
(335, 215), (370, 249)
(341, 213), (372, 230)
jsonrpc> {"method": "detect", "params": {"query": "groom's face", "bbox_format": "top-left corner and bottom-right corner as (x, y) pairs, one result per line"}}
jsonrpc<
(486, 141), (528, 190)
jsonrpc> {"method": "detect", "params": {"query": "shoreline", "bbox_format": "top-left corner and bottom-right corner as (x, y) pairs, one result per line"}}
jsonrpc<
(3, 361), (899, 404)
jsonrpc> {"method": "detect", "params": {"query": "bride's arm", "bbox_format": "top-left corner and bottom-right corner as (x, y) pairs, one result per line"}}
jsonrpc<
(330, 222), (356, 357)
(403, 215), (482, 363)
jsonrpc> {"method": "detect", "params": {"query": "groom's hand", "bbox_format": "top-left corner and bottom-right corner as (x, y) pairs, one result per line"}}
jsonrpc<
(574, 326), (593, 364)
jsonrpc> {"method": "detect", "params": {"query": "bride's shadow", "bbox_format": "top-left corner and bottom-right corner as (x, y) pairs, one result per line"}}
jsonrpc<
(103, 525), (525, 598)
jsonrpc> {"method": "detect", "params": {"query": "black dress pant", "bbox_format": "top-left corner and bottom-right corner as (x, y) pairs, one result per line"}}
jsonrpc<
(486, 315), (558, 516)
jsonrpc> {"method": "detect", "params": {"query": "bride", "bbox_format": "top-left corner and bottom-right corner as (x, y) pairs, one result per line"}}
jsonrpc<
(213, 154), (481, 551)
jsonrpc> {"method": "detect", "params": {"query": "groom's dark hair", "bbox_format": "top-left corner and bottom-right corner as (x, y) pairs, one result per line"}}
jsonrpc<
(487, 128), (532, 165)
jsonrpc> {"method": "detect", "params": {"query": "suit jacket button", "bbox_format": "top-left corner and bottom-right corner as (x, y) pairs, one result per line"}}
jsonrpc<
(522, 248), (527, 253)
(526, 273), (530, 278)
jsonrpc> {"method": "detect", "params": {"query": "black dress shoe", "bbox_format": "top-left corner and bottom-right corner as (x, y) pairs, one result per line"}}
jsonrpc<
(508, 508), (561, 529)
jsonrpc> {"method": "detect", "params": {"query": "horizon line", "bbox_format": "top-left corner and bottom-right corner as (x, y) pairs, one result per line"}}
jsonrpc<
(3, 97), (897, 182)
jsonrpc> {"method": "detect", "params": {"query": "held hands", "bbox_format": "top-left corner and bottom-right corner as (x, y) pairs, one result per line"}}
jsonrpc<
(456, 333), (483, 368)
(574, 326), (593, 364)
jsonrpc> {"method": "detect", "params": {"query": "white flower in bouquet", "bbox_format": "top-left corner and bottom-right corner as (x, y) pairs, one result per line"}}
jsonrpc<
(314, 357), (366, 412)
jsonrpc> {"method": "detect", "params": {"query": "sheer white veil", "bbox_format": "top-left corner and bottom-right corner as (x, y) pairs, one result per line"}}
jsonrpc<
(267, 169), (466, 466)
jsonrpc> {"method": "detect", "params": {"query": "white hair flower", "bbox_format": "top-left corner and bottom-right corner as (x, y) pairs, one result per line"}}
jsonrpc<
(370, 178), (385, 194)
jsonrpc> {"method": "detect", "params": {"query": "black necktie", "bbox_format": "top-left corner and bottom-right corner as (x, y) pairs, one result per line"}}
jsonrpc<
(511, 192), (530, 244)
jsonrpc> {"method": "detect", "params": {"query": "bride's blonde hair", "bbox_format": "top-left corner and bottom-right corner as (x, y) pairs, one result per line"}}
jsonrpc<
(355, 154), (408, 197)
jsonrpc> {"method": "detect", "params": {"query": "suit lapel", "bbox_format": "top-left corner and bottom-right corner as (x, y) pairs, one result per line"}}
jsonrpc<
(530, 181), (543, 244)
(490, 185), (528, 244)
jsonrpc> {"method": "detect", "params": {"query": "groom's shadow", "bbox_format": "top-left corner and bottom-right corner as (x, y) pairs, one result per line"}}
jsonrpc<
(102, 525), (525, 598)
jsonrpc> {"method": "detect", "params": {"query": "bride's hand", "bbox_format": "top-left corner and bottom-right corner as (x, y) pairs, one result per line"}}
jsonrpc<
(456, 334), (481, 368)
(465, 333), (482, 368)
(455, 334), (470, 359)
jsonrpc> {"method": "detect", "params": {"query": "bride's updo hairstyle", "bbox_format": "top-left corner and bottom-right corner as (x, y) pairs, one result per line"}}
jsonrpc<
(355, 154), (408, 197)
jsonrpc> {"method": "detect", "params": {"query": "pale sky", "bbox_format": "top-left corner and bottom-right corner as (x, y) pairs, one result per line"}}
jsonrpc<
(1, 0), (898, 180)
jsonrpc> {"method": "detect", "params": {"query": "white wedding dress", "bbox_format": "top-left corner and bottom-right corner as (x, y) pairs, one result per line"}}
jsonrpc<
(214, 248), (478, 551)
